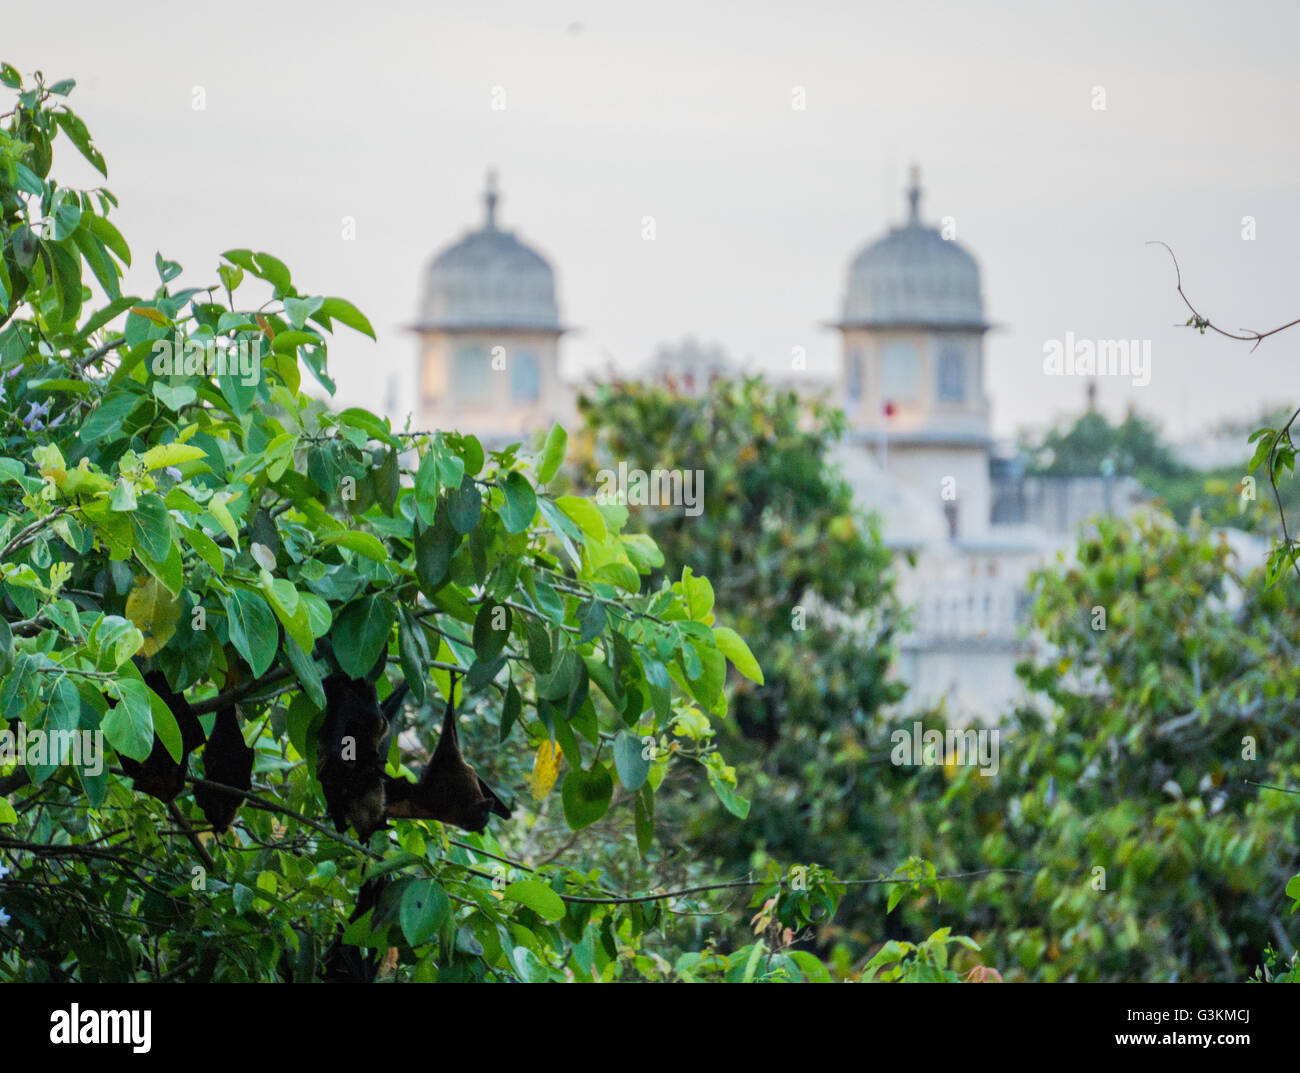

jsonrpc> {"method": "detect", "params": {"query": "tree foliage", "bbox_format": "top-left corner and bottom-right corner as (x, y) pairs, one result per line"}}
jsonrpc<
(578, 379), (990, 967)
(0, 67), (777, 982)
(891, 514), (1300, 980)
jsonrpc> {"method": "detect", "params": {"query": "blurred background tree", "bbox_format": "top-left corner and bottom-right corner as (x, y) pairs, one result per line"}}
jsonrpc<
(579, 380), (1300, 979)
(1022, 407), (1300, 531)
(886, 513), (1300, 980)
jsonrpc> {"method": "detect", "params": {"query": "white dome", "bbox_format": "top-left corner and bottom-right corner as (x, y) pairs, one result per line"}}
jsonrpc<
(841, 170), (985, 328)
(418, 175), (562, 332)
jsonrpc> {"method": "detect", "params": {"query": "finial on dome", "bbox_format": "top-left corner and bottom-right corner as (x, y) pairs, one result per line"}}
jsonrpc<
(906, 163), (921, 224)
(484, 169), (499, 230)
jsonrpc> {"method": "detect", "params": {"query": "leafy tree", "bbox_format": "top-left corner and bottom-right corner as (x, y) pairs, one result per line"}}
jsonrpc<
(577, 378), (993, 968)
(0, 66), (776, 982)
(1022, 409), (1187, 481)
(891, 513), (1300, 980)
(1022, 406), (1300, 533)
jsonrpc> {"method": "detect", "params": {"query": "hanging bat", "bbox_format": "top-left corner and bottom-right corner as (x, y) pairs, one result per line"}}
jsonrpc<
(119, 670), (206, 802)
(317, 672), (410, 840)
(385, 670), (512, 833)
(193, 704), (254, 833)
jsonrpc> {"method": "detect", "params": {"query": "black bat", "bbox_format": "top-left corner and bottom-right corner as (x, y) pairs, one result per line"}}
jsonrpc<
(119, 670), (206, 802)
(317, 672), (409, 840)
(385, 670), (511, 833)
(193, 704), (253, 833)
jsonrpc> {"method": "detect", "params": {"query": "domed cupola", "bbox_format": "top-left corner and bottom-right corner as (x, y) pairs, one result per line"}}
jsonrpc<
(840, 168), (986, 330)
(418, 172), (563, 333)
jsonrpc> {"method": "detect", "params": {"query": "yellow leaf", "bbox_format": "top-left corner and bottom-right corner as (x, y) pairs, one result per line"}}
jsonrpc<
(530, 739), (563, 801)
(140, 442), (207, 471)
(62, 459), (112, 499)
(125, 574), (182, 656)
(130, 306), (171, 325)
(34, 444), (67, 488)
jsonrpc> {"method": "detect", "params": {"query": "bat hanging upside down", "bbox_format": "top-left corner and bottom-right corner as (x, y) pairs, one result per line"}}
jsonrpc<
(384, 670), (512, 834)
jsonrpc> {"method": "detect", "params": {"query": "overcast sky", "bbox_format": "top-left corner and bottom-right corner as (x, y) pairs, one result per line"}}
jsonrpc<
(9, 0), (1300, 443)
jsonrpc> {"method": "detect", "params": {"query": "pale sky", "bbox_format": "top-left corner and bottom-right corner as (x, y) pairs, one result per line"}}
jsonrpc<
(9, 0), (1300, 443)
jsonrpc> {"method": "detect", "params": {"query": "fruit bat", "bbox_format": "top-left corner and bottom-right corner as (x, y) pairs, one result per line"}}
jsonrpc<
(385, 671), (512, 833)
(317, 672), (409, 840)
(118, 670), (206, 802)
(193, 705), (253, 833)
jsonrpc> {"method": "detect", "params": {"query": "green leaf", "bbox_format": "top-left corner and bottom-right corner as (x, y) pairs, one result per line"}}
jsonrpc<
(223, 588), (279, 678)
(325, 530), (388, 562)
(30, 677), (81, 783)
(54, 109), (107, 176)
(523, 615), (552, 674)
(85, 214), (130, 264)
(556, 496), (607, 542)
(51, 195), (82, 241)
(145, 681), (183, 764)
(400, 879), (451, 946)
(129, 493), (172, 561)
(536, 424), (567, 484)
(104, 679), (155, 761)
(561, 763), (613, 829)
(503, 880), (566, 922)
(80, 391), (141, 444)
(414, 508), (460, 590)
(47, 240), (83, 325)
(317, 296), (376, 339)
(180, 524), (225, 574)
(499, 680), (522, 742)
(472, 602), (511, 662)
(680, 568), (715, 624)
(331, 596), (396, 680)
(500, 471), (537, 534)
(712, 626), (763, 684)
(110, 479), (137, 512)
(285, 635), (326, 710)
(414, 451), (442, 525)
(397, 610), (429, 705)
(447, 475), (482, 534)
(335, 407), (398, 447)
(706, 757), (750, 819)
(578, 599), (606, 645)
(613, 730), (651, 792)
(0, 618), (13, 677)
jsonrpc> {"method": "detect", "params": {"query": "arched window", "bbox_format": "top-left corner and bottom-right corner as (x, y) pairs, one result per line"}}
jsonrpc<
(846, 347), (863, 402)
(453, 344), (492, 404)
(512, 349), (541, 402)
(937, 346), (966, 402)
(881, 341), (919, 403)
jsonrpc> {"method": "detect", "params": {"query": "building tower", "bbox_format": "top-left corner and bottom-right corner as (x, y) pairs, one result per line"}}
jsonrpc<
(411, 172), (569, 444)
(833, 166), (993, 537)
